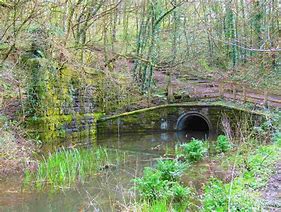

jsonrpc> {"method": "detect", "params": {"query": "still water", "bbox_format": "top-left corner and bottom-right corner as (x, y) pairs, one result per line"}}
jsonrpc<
(0, 131), (223, 212)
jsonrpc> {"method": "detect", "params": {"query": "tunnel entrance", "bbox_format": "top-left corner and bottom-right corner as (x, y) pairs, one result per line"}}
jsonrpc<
(176, 113), (210, 141)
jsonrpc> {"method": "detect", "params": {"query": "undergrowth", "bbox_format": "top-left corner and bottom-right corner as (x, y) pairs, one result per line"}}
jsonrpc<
(216, 135), (232, 153)
(202, 143), (281, 211)
(133, 159), (191, 209)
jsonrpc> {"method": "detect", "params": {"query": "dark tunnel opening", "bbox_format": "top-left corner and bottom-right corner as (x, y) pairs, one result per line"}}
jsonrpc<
(177, 114), (210, 141)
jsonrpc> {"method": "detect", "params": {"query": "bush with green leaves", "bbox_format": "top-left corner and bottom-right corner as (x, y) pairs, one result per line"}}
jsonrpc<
(134, 167), (169, 201)
(180, 139), (207, 161)
(216, 135), (232, 153)
(133, 159), (190, 203)
(155, 159), (187, 182)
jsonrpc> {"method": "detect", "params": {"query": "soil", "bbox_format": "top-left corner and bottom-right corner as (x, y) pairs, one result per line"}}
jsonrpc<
(154, 70), (281, 108)
(263, 163), (281, 211)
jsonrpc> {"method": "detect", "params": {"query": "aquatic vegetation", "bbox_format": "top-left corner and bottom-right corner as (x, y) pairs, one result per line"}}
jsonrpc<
(216, 135), (232, 153)
(24, 147), (118, 190)
(179, 139), (207, 162)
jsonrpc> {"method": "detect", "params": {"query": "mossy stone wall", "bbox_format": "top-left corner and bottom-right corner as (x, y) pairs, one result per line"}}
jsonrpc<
(97, 103), (263, 138)
(25, 58), (100, 143)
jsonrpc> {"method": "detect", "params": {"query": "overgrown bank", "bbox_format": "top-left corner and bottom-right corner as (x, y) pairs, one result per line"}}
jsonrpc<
(127, 114), (281, 211)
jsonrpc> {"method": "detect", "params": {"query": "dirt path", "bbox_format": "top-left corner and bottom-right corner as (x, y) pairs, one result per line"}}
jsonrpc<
(263, 163), (281, 211)
(154, 70), (281, 109)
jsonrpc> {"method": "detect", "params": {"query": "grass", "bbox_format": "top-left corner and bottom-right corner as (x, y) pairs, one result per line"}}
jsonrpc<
(24, 147), (123, 190)
(135, 199), (189, 212)
(202, 142), (281, 211)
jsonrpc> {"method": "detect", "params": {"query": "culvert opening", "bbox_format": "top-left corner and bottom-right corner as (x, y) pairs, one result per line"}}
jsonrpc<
(177, 114), (210, 141)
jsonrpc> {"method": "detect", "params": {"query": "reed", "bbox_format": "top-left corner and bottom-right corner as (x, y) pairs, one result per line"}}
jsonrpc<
(24, 147), (116, 190)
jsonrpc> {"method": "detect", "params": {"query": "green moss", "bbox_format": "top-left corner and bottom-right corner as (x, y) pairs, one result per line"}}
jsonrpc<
(24, 60), (100, 143)
(99, 101), (269, 123)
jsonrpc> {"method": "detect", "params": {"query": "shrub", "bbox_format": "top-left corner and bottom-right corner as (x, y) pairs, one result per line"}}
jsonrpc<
(180, 139), (207, 161)
(168, 181), (190, 202)
(134, 167), (169, 201)
(216, 135), (232, 153)
(133, 159), (190, 203)
(156, 159), (187, 182)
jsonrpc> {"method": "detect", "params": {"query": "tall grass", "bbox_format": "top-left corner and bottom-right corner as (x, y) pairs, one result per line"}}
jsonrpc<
(24, 147), (118, 190)
(134, 199), (188, 212)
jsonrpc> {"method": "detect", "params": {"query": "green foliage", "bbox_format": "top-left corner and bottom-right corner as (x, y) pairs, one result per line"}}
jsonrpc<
(134, 167), (167, 201)
(202, 178), (228, 211)
(140, 199), (170, 212)
(24, 147), (111, 190)
(155, 159), (187, 182)
(203, 143), (281, 211)
(180, 139), (207, 161)
(216, 135), (232, 153)
(133, 159), (190, 203)
(24, 58), (49, 116)
(243, 145), (280, 189)
(273, 131), (281, 146)
(202, 178), (262, 211)
(139, 198), (189, 212)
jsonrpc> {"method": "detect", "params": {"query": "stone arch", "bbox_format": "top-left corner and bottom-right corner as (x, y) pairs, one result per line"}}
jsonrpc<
(176, 112), (212, 140)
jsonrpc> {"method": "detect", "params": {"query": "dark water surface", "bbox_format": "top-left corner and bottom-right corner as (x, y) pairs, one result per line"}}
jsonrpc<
(0, 131), (224, 212)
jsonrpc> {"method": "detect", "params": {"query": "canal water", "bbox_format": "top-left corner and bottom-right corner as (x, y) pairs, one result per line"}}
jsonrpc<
(0, 131), (225, 212)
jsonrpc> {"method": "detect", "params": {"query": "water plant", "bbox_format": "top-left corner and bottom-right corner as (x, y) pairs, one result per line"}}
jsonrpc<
(24, 147), (115, 190)
(216, 135), (232, 153)
(179, 139), (207, 162)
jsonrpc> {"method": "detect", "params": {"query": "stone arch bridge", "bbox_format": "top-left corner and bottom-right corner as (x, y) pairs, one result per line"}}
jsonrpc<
(97, 102), (265, 140)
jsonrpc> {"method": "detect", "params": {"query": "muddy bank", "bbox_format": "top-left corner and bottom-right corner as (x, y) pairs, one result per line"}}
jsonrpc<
(263, 163), (281, 211)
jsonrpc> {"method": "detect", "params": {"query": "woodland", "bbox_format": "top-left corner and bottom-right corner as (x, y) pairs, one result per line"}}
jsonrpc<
(0, 0), (281, 211)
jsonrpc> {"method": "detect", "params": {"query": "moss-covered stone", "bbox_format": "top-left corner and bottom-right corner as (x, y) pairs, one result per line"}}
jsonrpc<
(24, 57), (101, 143)
(97, 101), (266, 137)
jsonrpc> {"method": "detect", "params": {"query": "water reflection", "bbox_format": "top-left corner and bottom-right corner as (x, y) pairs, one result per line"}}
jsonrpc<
(0, 131), (217, 212)
(98, 131), (209, 154)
